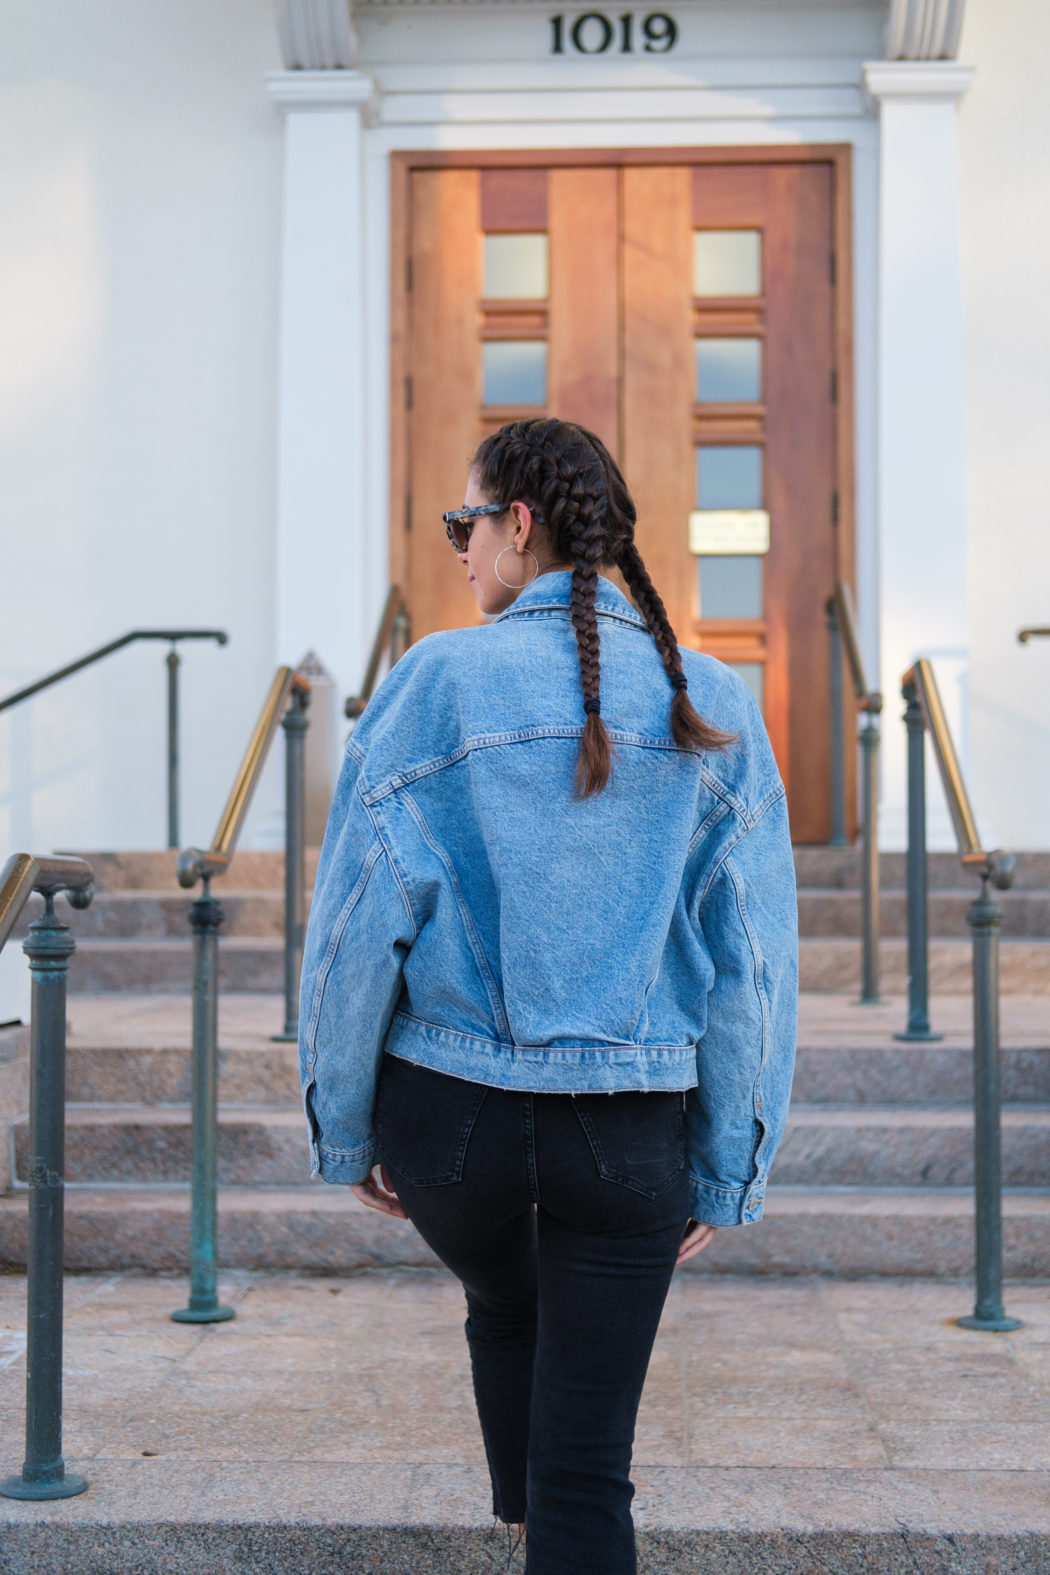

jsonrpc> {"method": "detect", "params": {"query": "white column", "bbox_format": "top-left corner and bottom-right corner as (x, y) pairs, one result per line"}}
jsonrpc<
(266, 70), (378, 705)
(863, 61), (974, 849)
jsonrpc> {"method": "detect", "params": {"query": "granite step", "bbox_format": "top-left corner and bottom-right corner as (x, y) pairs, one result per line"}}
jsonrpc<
(57, 936), (1050, 994)
(55, 849), (322, 891)
(771, 1105), (1050, 1187)
(792, 847), (1050, 890)
(12, 890), (287, 940)
(17, 1101), (1048, 1191)
(57, 1036), (1050, 1108)
(12, 1106), (310, 1188)
(66, 937), (284, 993)
(797, 937), (1050, 994)
(796, 887), (1050, 938)
(0, 1183), (1048, 1276)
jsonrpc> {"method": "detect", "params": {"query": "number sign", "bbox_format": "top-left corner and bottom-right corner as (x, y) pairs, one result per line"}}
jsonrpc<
(550, 13), (678, 54)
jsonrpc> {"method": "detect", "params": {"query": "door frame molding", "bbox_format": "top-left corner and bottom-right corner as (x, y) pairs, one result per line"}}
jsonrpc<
(390, 144), (854, 627)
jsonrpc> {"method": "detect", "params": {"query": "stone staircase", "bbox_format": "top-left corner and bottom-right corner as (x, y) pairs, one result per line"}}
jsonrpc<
(0, 849), (1047, 1275)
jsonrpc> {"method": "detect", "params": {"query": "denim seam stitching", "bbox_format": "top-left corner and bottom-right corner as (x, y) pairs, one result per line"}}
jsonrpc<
(361, 790), (418, 940)
(399, 788), (514, 1043)
(303, 839), (385, 1066)
(724, 849), (772, 1188)
(696, 785), (786, 906)
(362, 728), (703, 804)
(391, 1008), (696, 1056)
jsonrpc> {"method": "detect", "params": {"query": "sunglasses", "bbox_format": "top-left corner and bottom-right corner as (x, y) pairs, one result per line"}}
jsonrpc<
(441, 502), (546, 553)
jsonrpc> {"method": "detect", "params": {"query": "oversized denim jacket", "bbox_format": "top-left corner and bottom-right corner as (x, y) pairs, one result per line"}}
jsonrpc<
(299, 571), (798, 1226)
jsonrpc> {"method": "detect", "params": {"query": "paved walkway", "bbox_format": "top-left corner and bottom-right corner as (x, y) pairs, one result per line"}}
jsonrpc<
(1, 1268), (1048, 1572)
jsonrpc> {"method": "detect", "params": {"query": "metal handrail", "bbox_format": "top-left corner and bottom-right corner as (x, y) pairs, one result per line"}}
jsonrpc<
(0, 629), (228, 849)
(905, 659), (984, 864)
(0, 855), (95, 955)
(345, 586), (410, 719)
(171, 664), (311, 1327)
(825, 581), (882, 1002)
(0, 853), (93, 1503)
(830, 582), (880, 711)
(1018, 627), (1050, 644)
(897, 658), (1020, 1335)
(177, 666), (311, 889)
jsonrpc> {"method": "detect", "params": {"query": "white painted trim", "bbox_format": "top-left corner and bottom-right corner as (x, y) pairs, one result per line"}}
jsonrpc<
(862, 60), (974, 108)
(277, 0), (358, 69)
(266, 68), (379, 117)
(885, 0), (966, 61)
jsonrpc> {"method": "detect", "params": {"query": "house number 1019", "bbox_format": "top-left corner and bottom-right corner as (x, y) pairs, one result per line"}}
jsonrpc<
(549, 12), (678, 53)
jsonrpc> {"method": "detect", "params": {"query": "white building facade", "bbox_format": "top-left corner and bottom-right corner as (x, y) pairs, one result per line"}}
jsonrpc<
(1, 0), (1048, 876)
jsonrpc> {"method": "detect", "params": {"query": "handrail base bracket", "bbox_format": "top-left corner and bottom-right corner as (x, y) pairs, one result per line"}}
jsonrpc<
(0, 1468), (88, 1501)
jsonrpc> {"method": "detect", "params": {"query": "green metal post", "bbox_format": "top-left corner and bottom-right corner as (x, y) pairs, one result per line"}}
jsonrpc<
(0, 897), (88, 1500)
(895, 681), (942, 1042)
(859, 700), (882, 1004)
(273, 687), (310, 1043)
(166, 645), (180, 851)
(827, 600), (847, 848)
(957, 872), (1022, 1332)
(172, 878), (233, 1324)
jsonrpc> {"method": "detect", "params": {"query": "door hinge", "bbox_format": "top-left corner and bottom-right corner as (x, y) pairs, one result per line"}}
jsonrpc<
(830, 251), (837, 286)
(406, 495), (412, 531)
(406, 256), (413, 292)
(831, 369), (838, 405)
(832, 490), (840, 527)
(405, 376), (413, 411)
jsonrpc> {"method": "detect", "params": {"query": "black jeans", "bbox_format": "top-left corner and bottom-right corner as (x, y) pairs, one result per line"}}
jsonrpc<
(375, 1052), (691, 1575)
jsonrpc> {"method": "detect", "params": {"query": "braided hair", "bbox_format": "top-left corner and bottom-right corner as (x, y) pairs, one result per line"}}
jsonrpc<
(471, 417), (735, 797)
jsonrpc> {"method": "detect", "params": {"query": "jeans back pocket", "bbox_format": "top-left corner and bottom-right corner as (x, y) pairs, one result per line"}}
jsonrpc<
(376, 1054), (489, 1186)
(572, 1091), (686, 1199)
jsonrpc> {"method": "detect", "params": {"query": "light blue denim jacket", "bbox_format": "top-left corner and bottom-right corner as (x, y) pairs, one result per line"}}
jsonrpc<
(299, 571), (798, 1226)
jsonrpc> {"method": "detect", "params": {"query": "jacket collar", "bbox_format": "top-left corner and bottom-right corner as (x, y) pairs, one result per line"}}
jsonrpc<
(492, 570), (648, 631)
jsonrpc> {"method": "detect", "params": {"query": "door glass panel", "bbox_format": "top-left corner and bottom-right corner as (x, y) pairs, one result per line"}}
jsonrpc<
(483, 341), (547, 405)
(697, 555), (763, 620)
(484, 234), (549, 299)
(729, 662), (764, 711)
(695, 338), (761, 403)
(696, 446), (762, 509)
(693, 231), (761, 296)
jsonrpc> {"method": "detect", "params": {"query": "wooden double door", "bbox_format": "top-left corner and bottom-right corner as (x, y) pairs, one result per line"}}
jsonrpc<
(391, 149), (853, 843)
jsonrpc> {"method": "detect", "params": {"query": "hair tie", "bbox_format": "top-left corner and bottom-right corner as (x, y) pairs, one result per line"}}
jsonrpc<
(672, 673), (688, 691)
(583, 697), (601, 716)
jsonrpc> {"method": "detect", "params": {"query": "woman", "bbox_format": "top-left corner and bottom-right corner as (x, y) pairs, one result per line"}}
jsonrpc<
(299, 418), (797, 1574)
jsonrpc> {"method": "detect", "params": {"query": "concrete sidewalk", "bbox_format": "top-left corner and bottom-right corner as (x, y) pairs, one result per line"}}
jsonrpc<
(1, 1268), (1048, 1573)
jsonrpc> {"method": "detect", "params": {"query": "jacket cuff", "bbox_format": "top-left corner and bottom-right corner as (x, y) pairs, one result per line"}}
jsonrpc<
(689, 1174), (766, 1226)
(313, 1138), (376, 1186)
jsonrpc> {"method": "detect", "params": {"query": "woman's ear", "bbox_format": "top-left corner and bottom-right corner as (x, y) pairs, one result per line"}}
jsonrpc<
(510, 501), (537, 549)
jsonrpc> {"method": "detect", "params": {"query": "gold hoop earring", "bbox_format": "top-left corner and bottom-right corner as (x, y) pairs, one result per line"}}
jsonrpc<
(494, 547), (539, 589)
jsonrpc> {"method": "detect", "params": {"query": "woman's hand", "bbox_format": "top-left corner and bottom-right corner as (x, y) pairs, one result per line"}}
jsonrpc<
(677, 1219), (717, 1266)
(350, 1164), (409, 1220)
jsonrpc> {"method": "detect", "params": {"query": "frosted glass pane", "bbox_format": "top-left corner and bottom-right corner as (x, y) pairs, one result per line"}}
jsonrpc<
(484, 234), (549, 299)
(696, 446), (762, 509)
(698, 556), (763, 620)
(693, 231), (761, 296)
(696, 338), (761, 403)
(483, 341), (547, 405)
(729, 662), (765, 711)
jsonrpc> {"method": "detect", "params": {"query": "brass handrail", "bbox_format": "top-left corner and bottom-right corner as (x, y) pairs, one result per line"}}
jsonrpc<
(831, 580), (880, 710)
(903, 658), (1011, 882)
(345, 586), (410, 719)
(0, 854), (95, 956)
(176, 666), (311, 889)
(1018, 627), (1050, 644)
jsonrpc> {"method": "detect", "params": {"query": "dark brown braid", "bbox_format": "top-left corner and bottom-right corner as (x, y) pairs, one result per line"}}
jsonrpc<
(471, 418), (734, 796)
